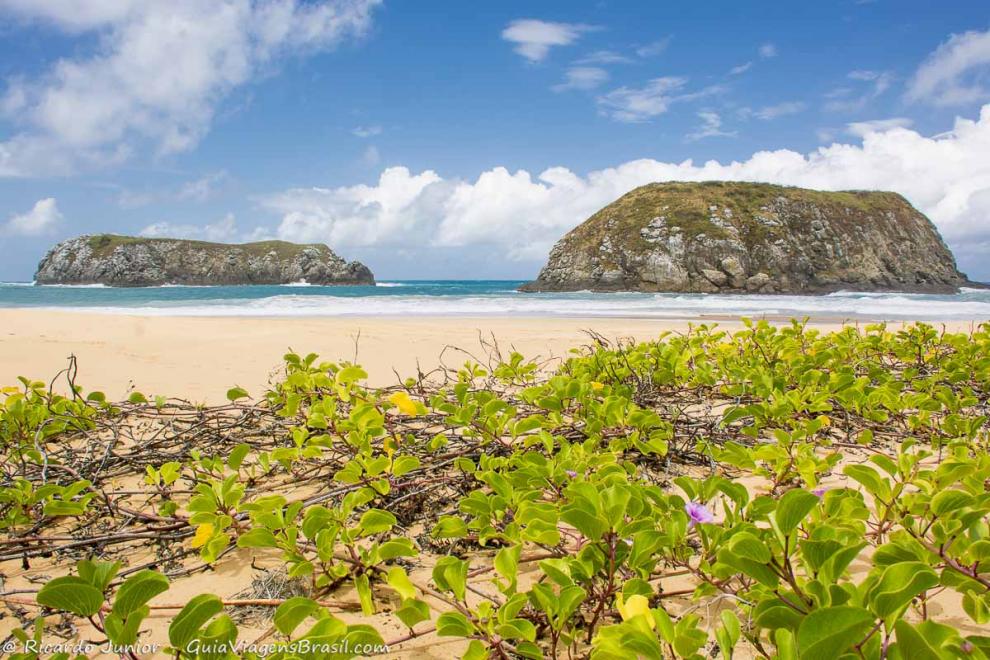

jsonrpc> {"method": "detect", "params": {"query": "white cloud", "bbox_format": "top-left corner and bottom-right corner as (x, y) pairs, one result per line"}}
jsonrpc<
(759, 43), (778, 59)
(597, 77), (722, 122)
(846, 117), (913, 137)
(3, 197), (63, 236)
(754, 101), (806, 120)
(0, 0), (381, 176)
(360, 145), (381, 167)
(575, 50), (631, 65)
(686, 111), (735, 141)
(907, 29), (990, 106)
(825, 69), (894, 113)
(352, 125), (383, 138)
(263, 104), (990, 277)
(635, 38), (672, 58)
(501, 19), (593, 62)
(139, 213), (239, 242)
(553, 67), (609, 92)
(177, 170), (229, 202)
(729, 62), (752, 75)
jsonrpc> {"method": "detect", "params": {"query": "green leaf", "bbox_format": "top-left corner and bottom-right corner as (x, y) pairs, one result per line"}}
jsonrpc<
(494, 544), (521, 595)
(274, 596), (320, 636)
(37, 577), (104, 617)
(42, 500), (87, 517)
(436, 611), (476, 637)
(227, 443), (251, 470)
(433, 557), (469, 602)
(728, 532), (772, 563)
(930, 489), (972, 516)
(869, 562), (939, 619)
(392, 455), (421, 477)
(354, 574), (375, 616)
(796, 606), (876, 660)
(386, 567), (417, 600)
(77, 559), (121, 593)
(560, 506), (606, 542)
(168, 593), (223, 652)
(357, 508), (396, 536)
(432, 516), (468, 539)
(843, 465), (890, 500)
(773, 488), (820, 537)
(226, 386), (249, 401)
(197, 614), (238, 660)
(112, 570), (170, 617)
(236, 528), (279, 549)
(889, 620), (943, 660)
(395, 598), (431, 629)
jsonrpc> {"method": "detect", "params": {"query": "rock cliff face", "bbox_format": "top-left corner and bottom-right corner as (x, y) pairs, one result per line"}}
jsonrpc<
(35, 235), (374, 287)
(521, 182), (971, 294)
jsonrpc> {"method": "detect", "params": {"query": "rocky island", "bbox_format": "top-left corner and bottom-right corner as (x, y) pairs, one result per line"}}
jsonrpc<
(521, 181), (972, 294)
(34, 235), (374, 287)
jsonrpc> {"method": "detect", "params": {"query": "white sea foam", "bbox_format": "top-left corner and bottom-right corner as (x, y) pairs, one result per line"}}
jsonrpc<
(284, 280), (312, 287)
(375, 282), (406, 287)
(36, 291), (990, 320)
(35, 283), (108, 288)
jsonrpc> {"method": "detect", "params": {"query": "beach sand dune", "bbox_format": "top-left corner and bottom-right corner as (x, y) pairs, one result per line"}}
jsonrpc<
(1, 309), (978, 400)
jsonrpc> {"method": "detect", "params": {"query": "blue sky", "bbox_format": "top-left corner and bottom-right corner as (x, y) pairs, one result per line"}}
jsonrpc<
(2, 0), (990, 281)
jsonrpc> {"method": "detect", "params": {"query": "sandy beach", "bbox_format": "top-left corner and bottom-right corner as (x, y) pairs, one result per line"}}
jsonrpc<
(0, 309), (979, 401)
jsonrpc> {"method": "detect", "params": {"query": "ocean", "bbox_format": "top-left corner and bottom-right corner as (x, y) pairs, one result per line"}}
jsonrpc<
(2, 280), (990, 320)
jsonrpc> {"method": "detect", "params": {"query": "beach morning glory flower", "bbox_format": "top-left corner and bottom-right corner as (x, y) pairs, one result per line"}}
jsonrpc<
(685, 501), (714, 527)
(812, 486), (827, 498)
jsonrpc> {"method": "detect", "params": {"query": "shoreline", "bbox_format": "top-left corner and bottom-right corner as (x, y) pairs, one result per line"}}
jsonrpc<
(2, 309), (983, 403)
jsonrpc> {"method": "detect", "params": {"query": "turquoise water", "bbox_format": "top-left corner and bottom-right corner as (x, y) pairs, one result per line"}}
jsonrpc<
(1, 281), (989, 320)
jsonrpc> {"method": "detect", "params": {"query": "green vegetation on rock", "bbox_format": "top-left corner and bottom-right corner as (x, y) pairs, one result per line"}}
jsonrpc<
(522, 181), (972, 294)
(35, 234), (375, 286)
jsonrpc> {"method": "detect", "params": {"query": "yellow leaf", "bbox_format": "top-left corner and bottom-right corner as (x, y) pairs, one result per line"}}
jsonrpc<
(615, 594), (655, 629)
(191, 523), (214, 549)
(388, 391), (419, 416)
(818, 414), (831, 427)
(590, 381), (605, 391)
(1, 386), (19, 395)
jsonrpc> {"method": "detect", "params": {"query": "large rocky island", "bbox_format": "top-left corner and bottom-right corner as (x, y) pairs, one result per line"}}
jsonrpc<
(34, 235), (374, 287)
(521, 181), (972, 294)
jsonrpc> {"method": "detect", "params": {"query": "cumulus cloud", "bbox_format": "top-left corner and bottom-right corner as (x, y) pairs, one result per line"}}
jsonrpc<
(907, 29), (990, 106)
(0, 0), (381, 176)
(3, 197), (62, 236)
(501, 19), (594, 62)
(846, 118), (913, 137)
(139, 213), (239, 242)
(264, 104), (990, 277)
(552, 67), (609, 92)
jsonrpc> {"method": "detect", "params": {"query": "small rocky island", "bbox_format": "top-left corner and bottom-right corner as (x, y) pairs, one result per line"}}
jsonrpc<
(34, 235), (374, 287)
(521, 181), (972, 294)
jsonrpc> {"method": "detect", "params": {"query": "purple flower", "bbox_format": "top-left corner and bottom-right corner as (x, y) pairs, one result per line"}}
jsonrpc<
(685, 501), (714, 527)
(811, 486), (828, 498)
(565, 470), (578, 479)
